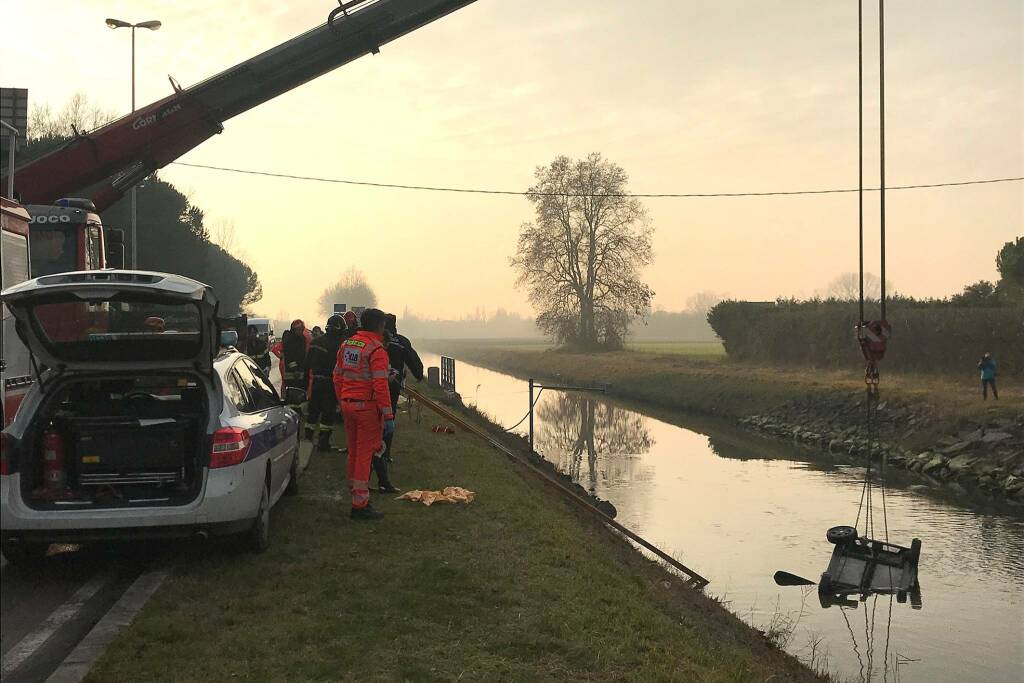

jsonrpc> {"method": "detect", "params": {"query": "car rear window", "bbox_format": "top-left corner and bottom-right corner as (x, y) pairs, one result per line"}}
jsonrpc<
(30, 297), (203, 363)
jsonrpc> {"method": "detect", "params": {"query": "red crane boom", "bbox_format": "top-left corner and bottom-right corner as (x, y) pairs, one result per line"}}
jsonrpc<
(3, 0), (477, 210)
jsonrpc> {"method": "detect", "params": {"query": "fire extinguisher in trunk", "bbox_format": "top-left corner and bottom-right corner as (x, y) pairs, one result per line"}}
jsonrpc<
(43, 427), (67, 491)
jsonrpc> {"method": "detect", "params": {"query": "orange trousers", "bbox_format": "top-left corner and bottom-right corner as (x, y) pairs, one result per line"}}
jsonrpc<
(341, 403), (383, 510)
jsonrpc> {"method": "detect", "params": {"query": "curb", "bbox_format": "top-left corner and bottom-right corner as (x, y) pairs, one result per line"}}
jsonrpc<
(46, 566), (170, 683)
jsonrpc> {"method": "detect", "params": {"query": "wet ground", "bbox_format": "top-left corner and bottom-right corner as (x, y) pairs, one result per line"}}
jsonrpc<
(423, 352), (1024, 683)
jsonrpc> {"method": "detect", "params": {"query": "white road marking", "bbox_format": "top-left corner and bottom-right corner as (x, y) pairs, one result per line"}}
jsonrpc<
(1, 572), (112, 676)
(47, 566), (169, 683)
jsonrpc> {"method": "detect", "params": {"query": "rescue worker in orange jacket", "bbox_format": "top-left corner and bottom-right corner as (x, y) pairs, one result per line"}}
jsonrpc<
(333, 308), (392, 520)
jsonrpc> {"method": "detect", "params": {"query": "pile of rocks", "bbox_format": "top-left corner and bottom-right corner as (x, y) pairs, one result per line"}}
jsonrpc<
(739, 396), (1024, 503)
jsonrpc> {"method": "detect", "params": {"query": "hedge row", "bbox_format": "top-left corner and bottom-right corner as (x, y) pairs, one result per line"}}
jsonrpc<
(708, 300), (1024, 376)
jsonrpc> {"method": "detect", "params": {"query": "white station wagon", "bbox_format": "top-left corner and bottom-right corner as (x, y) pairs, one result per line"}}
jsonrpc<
(0, 271), (303, 564)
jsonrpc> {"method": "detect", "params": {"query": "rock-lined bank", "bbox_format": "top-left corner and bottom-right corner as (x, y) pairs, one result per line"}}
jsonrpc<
(740, 396), (1024, 503)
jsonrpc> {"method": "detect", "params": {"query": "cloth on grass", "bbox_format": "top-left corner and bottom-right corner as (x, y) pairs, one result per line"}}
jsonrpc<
(396, 487), (476, 506)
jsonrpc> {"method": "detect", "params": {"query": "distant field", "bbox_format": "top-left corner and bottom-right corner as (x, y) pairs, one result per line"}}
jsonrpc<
(627, 341), (725, 358)
(420, 338), (724, 359)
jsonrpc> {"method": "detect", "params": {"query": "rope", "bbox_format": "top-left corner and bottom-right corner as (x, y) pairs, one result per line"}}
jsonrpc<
(883, 593), (894, 682)
(503, 387), (544, 432)
(852, 0), (892, 550)
(858, 0), (865, 323)
(879, 0), (887, 320)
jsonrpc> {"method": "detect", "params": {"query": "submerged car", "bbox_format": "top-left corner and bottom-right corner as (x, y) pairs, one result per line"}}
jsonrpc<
(0, 271), (303, 564)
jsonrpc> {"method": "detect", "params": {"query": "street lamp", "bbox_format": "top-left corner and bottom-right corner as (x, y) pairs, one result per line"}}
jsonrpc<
(106, 17), (161, 270)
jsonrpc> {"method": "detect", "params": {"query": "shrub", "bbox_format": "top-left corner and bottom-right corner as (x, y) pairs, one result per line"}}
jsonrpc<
(708, 300), (1024, 376)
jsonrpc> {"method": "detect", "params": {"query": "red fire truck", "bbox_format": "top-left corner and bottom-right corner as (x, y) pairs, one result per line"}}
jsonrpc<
(1, 197), (32, 425)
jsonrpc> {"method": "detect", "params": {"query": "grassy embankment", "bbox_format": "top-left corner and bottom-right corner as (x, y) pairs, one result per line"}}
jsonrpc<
(423, 339), (1020, 427)
(89, 392), (819, 682)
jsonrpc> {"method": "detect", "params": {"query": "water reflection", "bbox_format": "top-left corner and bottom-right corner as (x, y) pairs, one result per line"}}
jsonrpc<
(835, 593), (920, 683)
(419, 353), (1024, 682)
(534, 396), (654, 492)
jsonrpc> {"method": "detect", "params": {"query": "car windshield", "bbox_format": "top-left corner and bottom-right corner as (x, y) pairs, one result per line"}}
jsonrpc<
(30, 296), (203, 363)
(29, 227), (78, 276)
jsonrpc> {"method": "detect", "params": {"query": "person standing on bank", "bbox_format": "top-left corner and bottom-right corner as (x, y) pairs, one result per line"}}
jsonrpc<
(370, 313), (423, 492)
(303, 314), (346, 448)
(272, 320), (311, 393)
(978, 353), (998, 400)
(334, 308), (393, 520)
(247, 325), (270, 374)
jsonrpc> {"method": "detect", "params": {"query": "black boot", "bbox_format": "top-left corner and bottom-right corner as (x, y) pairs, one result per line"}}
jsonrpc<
(304, 426), (316, 441)
(350, 505), (384, 520)
(373, 456), (399, 494)
(317, 430), (332, 451)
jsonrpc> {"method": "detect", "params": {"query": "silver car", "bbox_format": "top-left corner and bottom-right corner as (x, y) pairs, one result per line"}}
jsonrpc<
(0, 271), (302, 564)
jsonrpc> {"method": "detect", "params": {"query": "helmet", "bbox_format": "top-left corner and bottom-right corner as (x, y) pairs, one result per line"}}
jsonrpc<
(343, 310), (358, 326)
(144, 317), (166, 333)
(326, 314), (345, 331)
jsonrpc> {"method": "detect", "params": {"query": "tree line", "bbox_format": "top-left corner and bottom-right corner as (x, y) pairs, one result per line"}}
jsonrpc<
(19, 95), (263, 315)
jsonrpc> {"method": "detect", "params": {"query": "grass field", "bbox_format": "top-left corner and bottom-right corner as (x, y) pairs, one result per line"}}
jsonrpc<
(89, 394), (819, 682)
(626, 341), (725, 358)
(422, 339), (1021, 426)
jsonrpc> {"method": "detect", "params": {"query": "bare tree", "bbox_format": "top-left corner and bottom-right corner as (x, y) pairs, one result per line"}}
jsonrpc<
(685, 290), (727, 317)
(821, 272), (892, 301)
(210, 219), (239, 254)
(511, 153), (654, 350)
(28, 93), (117, 139)
(317, 267), (378, 319)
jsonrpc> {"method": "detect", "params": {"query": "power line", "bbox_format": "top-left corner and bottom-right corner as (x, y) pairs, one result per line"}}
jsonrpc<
(170, 161), (1023, 198)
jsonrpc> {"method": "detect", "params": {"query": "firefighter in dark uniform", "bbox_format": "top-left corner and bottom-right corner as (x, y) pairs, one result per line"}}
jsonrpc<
(273, 320), (311, 394)
(371, 313), (424, 492)
(341, 310), (358, 340)
(247, 325), (271, 375)
(304, 314), (346, 449)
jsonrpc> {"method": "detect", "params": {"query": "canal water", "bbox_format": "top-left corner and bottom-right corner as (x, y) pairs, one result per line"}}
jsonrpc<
(420, 353), (1024, 682)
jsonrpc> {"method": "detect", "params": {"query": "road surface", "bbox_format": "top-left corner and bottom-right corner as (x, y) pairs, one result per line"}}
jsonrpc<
(1, 544), (162, 682)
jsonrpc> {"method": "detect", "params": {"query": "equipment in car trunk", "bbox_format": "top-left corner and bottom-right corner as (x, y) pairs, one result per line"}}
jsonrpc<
(67, 416), (188, 486)
(42, 427), (68, 490)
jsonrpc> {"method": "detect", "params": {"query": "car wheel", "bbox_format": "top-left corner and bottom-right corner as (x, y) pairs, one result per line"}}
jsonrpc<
(818, 572), (833, 595)
(1, 538), (49, 567)
(826, 525), (858, 545)
(284, 445), (299, 497)
(247, 481), (271, 553)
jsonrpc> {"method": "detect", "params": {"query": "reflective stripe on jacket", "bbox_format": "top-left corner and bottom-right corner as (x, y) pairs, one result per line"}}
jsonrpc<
(333, 331), (393, 419)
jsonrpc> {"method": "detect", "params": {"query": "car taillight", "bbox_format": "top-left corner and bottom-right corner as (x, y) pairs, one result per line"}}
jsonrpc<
(0, 433), (9, 475)
(210, 427), (252, 469)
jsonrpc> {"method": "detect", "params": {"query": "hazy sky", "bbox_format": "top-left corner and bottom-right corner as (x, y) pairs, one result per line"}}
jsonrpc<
(4, 1), (1021, 323)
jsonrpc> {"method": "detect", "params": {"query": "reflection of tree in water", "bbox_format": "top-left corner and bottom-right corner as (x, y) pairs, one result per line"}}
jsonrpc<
(535, 395), (654, 491)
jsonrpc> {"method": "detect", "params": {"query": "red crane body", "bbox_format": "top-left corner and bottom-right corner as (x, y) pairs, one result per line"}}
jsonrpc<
(3, 0), (478, 211)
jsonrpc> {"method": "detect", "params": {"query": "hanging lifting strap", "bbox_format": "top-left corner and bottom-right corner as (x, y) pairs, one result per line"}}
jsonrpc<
(853, 0), (891, 545)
